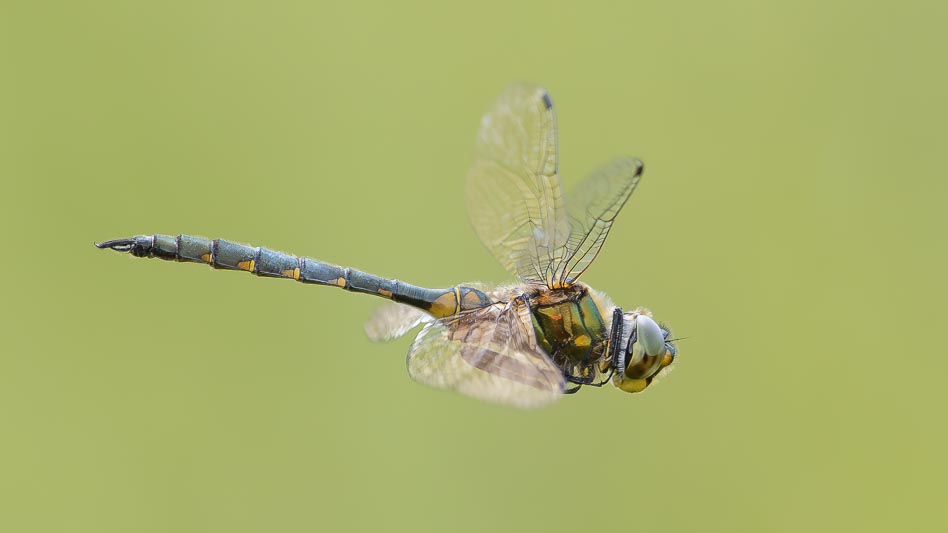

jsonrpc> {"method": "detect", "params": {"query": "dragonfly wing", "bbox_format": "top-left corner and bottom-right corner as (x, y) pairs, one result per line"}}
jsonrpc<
(365, 302), (431, 342)
(552, 157), (644, 286)
(466, 83), (570, 285)
(406, 299), (566, 408)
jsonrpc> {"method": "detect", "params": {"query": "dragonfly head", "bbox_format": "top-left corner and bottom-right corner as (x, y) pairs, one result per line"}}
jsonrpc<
(612, 308), (676, 393)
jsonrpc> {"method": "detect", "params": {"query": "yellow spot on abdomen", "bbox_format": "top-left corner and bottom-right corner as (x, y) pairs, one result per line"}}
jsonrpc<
(428, 290), (460, 318)
(282, 267), (301, 280)
(463, 290), (483, 307)
(237, 259), (255, 272)
(334, 277), (347, 287)
(200, 253), (212, 263)
(378, 288), (393, 298)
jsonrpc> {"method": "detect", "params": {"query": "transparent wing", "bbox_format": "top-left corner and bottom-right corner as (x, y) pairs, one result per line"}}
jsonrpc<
(364, 302), (431, 342)
(551, 157), (644, 286)
(466, 83), (570, 285)
(406, 299), (566, 408)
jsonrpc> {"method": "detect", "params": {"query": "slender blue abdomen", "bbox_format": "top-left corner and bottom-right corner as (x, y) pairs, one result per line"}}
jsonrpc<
(95, 234), (490, 318)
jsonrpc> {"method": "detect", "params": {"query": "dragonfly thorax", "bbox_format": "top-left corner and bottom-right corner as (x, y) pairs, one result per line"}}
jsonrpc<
(529, 285), (610, 378)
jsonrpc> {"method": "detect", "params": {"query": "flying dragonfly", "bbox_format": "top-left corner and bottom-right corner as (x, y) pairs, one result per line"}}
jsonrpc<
(96, 84), (677, 408)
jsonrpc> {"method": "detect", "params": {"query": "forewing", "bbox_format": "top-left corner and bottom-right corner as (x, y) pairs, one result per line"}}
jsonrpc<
(551, 157), (644, 286)
(466, 83), (570, 285)
(406, 299), (566, 408)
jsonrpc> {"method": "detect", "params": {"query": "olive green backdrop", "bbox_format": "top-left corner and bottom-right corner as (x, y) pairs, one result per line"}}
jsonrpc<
(2, 1), (946, 531)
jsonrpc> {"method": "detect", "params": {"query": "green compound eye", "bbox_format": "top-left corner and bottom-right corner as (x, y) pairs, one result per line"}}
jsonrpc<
(635, 314), (665, 357)
(611, 312), (677, 394)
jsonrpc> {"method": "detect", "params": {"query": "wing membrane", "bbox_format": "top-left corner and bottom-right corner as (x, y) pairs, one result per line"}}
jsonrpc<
(467, 85), (644, 288)
(364, 302), (431, 342)
(466, 83), (569, 285)
(406, 299), (565, 408)
(552, 157), (644, 285)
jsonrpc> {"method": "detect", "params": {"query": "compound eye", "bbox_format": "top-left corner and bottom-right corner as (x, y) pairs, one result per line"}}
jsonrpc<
(635, 315), (665, 357)
(613, 312), (676, 393)
(623, 341), (664, 381)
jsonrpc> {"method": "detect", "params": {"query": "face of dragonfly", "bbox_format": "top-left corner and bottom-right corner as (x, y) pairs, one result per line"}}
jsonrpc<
(613, 310), (677, 393)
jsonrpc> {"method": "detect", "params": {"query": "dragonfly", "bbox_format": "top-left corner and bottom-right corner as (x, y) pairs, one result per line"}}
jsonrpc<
(96, 83), (677, 408)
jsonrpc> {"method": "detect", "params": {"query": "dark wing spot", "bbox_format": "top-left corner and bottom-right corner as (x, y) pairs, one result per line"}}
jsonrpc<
(541, 92), (554, 110)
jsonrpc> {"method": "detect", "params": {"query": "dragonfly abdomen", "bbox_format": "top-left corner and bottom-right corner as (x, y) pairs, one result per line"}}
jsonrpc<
(95, 234), (490, 318)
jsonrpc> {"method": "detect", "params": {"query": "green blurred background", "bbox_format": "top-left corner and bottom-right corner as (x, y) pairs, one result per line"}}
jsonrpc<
(2, 1), (946, 531)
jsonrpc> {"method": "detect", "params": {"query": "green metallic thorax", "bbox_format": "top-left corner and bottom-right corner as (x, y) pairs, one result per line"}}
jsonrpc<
(530, 294), (608, 366)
